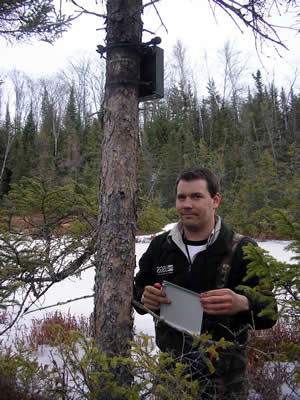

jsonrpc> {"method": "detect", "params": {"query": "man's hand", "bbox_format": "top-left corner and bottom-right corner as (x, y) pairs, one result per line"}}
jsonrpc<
(200, 289), (249, 315)
(143, 284), (171, 311)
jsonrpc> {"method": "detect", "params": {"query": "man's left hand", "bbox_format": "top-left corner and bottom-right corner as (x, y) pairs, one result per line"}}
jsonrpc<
(200, 289), (249, 315)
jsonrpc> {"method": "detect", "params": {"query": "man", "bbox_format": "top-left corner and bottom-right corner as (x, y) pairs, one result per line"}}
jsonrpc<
(134, 167), (277, 399)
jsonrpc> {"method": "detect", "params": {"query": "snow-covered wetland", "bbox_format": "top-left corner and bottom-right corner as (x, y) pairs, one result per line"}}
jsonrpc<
(1, 228), (298, 399)
(14, 237), (295, 338)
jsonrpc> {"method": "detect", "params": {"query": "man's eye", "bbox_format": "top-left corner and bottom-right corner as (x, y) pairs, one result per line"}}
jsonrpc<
(192, 194), (201, 199)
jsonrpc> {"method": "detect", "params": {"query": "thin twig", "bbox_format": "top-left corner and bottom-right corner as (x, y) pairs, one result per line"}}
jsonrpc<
(21, 281), (56, 315)
(69, 0), (106, 19)
(142, 28), (156, 35)
(0, 288), (31, 336)
(212, 0), (288, 49)
(24, 294), (94, 315)
(144, 0), (168, 34)
(143, 0), (162, 8)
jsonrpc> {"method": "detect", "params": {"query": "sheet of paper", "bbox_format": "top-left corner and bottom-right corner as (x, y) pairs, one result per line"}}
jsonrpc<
(160, 280), (203, 336)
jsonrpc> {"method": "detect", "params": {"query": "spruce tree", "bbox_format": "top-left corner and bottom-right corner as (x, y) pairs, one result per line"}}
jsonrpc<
(9, 134), (25, 185)
(0, 106), (14, 195)
(57, 86), (81, 184)
(37, 88), (57, 181)
(22, 107), (37, 177)
(79, 118), (102, 188)
(288, 91), (300, 144)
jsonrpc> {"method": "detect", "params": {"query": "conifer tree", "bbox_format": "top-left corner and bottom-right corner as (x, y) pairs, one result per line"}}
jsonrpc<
(9, 107), (37, 184)
(40, 89), (54, 139)
(239, 210), (299, 321)
(284, 142), (300, 219)
(79, 118), (102, 188)
(22, 107), (37, 177)
(0, 177), (97, 333)
(57, 86), (81, 183)
(64, 86), (80, 133)
(203, 78), (222, 148)
(0, 105), (14, 195)
(36, 89), (57, 181)
(288, 91), (300, 144)
(9, 134), (25, 185)
(158, 129), (184, 208)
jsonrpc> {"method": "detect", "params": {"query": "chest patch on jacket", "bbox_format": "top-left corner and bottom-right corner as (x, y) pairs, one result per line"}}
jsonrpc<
(156, 265), (174, 275)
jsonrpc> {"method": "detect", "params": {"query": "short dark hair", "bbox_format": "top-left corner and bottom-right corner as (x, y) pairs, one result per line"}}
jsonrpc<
(175, 168), (220, 198)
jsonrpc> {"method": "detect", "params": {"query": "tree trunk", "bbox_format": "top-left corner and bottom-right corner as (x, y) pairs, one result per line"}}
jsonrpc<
(94, 0), (142, 360)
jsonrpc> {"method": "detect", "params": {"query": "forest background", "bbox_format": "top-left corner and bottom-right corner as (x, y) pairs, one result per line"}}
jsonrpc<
(0, 40), (299, 239)
(0, 2), (299, 398)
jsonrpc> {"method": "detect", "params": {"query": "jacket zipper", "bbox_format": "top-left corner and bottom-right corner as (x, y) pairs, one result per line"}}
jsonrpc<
(185, 242), (192, 272)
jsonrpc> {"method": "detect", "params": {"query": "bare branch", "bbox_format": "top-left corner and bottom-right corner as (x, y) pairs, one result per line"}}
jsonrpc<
(21, 281), (56, 315)
(24, 294), (93, 315)
(208, 0), (296, 49)
(142, 28), (156, 35)
(0, 287), (31, 336)
(144, 0), (168, 34)
(208, 0), (244, 34)
(143, 0), (162, 8)
(69, 0), (106, 19)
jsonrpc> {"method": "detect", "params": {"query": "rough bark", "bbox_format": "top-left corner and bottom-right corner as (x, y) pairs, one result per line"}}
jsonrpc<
(94, 0), (143, 359)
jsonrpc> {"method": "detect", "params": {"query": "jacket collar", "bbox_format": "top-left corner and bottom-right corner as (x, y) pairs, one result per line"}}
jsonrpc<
(168, 216), (222, 254)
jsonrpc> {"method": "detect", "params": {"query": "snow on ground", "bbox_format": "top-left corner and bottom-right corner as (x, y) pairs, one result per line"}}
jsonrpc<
(3, 231), (297, 398)
(16, 233), (295, 340)
(258, 240), (296, 262)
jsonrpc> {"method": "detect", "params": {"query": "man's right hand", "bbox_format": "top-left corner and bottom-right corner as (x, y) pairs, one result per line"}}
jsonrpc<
(143, 285), (171, 311)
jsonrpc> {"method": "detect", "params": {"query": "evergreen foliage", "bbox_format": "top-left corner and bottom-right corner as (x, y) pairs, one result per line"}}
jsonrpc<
(238, 210), (299, 322)
(237, 210), (300, 395)
(0, 63), (298, 392)
(0, 314), (298, 399)
(0, 0), (74, 43)
(0, 60), (298, 241)
(0, 60), (299, 336)
(137, 199), (169, 233)
(0, 325), (234, 400)
(0, 177), (97, 325)
(0, 64), (299, 236)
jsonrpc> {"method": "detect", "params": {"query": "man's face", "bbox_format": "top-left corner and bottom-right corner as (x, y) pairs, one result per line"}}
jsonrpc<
(176, 179), (221, 233)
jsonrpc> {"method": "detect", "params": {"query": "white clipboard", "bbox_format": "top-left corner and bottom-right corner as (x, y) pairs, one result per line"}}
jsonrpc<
(160, 280), (203, 336)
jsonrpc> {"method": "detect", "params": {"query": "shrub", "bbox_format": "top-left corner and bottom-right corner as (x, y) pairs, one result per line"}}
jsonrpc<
(2, 311), (299, 400)
(0, 313), (234, 400)
(0, 372), (46, 400)
(0, 329), (202, 400)
(248, 319), (299, 399)
(166, 207), (178, 223)
(137, 199), (169, 234)
(0, 343), (50, 400)
(26, 310), (92, 350)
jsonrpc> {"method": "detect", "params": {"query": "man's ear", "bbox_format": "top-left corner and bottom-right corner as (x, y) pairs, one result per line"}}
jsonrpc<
(213, 192), (221, 209)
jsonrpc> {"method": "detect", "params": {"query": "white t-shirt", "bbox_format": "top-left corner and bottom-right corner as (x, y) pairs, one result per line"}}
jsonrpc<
(184, 238), (208, 262)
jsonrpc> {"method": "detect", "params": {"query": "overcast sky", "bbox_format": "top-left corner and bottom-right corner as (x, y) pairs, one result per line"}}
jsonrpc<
(1, 0), (299, 94)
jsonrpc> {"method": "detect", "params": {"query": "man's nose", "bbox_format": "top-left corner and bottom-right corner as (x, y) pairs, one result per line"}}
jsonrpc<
(183, 197), (193, 208)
